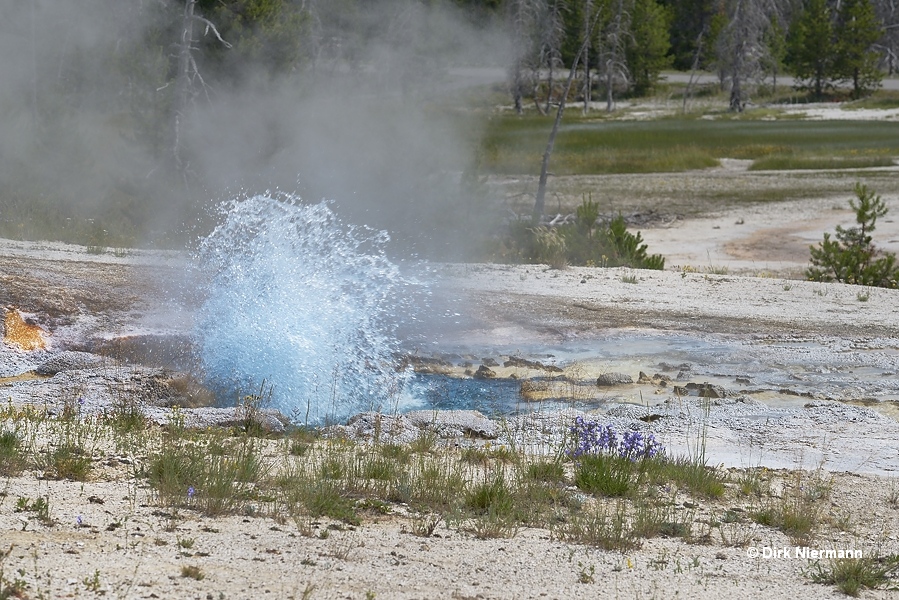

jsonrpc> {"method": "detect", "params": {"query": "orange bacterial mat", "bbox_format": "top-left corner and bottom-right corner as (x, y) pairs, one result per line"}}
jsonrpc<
(3, 308), (47, 351)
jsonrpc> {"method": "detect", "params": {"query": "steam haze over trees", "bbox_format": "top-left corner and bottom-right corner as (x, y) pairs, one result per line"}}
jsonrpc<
(0, 0), (892, 254)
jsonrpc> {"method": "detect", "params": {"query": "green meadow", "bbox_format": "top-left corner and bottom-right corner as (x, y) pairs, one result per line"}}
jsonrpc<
(481, 116), (899, 175)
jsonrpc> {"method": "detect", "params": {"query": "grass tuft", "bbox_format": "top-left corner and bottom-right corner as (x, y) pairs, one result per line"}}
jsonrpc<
(808, 554), (899, 597)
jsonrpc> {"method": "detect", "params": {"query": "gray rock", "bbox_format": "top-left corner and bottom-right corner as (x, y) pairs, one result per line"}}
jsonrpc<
(596, 372), (634, 386)
(606, 404), (651, 420)
(405, 409), (498, 439)
(345, 412), (418, 444)
(503, 357), (563, 372)
(36, 351), (110, 375)
(474, 365), (496, 379)
(637, 371), (671, 386)
(685, 382), (727, 398)
(145, 406), (287, 434)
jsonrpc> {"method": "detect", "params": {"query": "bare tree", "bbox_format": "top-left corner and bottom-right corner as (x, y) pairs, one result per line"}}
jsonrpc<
(533, 11), (602, 220)
(167, 0), (230, 179)
(540, 0), (568, 114)
(874, 0), (899, 73)
(508, 0), (537, 114)
(716, 0), (783, 111)
(583, 0), (596, 113)
(598, 0), (631, 112)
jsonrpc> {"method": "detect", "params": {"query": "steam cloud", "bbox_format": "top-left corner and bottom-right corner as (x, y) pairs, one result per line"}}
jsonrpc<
(0, 0), (510, 257)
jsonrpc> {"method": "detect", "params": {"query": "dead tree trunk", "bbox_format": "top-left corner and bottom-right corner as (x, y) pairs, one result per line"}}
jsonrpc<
(509, 0), (530, 115)
(683, 31), (704, 113)
(169, 0), (230, 181)
(604, 0), (630, 113)
(172, 0), (196, 177)
(533, 14), (600, 221)
(583, 0), (594, 113)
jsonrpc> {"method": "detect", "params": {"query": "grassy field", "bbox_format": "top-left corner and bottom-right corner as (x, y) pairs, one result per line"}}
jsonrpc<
(2, 399), (898, 597)
(481, 116), (899, 175)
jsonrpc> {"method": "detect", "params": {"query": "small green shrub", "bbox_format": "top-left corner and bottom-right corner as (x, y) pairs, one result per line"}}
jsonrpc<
(180, 565), (205, 580)
(407, 461), (466, 513)
(808, 183), (899, 288)
(504, 198), (665, 270)
(234, 381), (273, 437)
(305, 481), (360, 525)
(408, 430), (439, 454)
(655, 456), (726, 499)
(465, 475), (515, 517)
(148, 439), (206, 505)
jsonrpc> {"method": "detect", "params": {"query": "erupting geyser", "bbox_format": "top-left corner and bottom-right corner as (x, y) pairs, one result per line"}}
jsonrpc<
(194, 194), (414, 424)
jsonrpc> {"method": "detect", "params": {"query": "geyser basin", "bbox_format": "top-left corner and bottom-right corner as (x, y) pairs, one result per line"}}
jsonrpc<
(194, 195), (418, 424)
(401, 331), (899, 411)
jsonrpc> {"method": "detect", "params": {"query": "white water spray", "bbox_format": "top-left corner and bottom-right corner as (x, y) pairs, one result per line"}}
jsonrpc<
(194, 194), (413, 424)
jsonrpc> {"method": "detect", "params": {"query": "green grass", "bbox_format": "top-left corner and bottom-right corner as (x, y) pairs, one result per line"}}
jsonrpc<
(0, 397), (857, 575)
(0, 430), (26, 477)
(749, 468), (831, 544)
(808, 554), (899, 597)
(482, 115), (899, 175)
(575, 453), (635, 497)
(552, 501), (641, 552)
(844, 89), (899, 109)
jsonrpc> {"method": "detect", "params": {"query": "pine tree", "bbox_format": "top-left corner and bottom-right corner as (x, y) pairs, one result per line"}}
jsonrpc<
(787, 0), (834, 99)
(834, 0), (882, 98)
(807, 184), (899, 288)
(625, 0), (672, 96)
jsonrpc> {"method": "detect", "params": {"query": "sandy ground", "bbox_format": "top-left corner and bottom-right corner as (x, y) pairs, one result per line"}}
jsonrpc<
(2, 470), (899, 600)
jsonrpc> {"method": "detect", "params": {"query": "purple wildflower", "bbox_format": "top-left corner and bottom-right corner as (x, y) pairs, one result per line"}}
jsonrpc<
(568, 416), (664, 460)
(187, 486), (195, 499)
(76, 515), (82, 526)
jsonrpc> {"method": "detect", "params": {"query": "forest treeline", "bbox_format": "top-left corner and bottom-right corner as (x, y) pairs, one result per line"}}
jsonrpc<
(0, 0), (893, 250)
(474, 0), (887, 111)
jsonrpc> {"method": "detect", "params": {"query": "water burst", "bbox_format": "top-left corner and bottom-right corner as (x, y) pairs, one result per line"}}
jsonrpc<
(194, 194), (412, 424)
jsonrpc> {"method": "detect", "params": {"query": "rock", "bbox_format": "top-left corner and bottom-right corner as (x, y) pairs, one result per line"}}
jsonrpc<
(596, 372), (633, 386)
(519, 380), (550, 402)
(638, 372), (672, 386)
(345, 412), (417, 443)
(145, 406), (287, 434)
(473, 365), (496, 379)
(481, 357), (499, 367)
(673, 382), (728, 398)
(686, 382), (727, 398)
(36, 351), (110, 375)
(606, 404), (650, 420)
(405, 409), (498, 439)
(404, 355), (453, 375)
(638, 414), (664, 423)
(503, 357), (563, 372)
